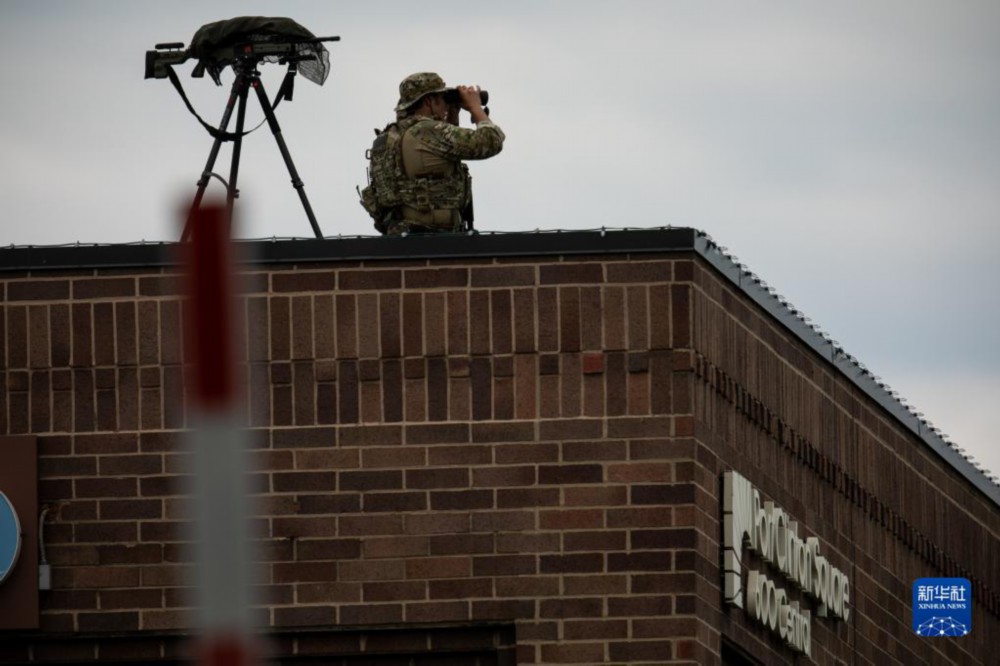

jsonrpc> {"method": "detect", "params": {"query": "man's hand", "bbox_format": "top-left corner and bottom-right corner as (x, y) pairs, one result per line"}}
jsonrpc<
(456, 85), (489, 124)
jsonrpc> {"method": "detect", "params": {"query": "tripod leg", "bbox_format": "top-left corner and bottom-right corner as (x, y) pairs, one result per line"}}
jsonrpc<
(250, 77), (324, 239)
(225, 83), (250, 235)
(180, 80), (243, 242)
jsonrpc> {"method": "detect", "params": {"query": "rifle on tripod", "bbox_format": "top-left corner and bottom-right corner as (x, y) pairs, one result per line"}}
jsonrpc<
(145, 17), (339, 240)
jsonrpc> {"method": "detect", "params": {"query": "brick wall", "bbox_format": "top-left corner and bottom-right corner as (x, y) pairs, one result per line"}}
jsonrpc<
(1, 242), (998, 665)
(686, 260), (1000, 665)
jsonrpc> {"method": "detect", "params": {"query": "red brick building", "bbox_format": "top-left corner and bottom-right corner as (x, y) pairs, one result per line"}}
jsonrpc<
(1, 228), (997, 664)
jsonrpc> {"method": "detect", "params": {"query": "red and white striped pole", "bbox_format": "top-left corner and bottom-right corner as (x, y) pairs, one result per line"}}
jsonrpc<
(182, 204), (258, 666)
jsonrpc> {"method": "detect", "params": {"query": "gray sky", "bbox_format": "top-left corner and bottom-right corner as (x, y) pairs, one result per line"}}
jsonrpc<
(2, 1), (999, 482)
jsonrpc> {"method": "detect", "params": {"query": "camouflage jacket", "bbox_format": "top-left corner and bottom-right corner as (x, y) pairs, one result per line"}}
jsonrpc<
(360, 115), (505, 233)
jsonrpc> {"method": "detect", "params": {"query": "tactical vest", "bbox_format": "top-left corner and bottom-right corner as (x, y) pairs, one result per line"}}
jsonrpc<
(359, 117), (469, 233)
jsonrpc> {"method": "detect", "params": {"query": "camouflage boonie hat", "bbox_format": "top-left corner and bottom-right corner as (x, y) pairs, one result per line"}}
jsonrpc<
(395, 72), (452, 112)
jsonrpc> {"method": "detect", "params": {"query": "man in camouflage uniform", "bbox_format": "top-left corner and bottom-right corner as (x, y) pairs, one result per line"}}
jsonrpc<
(372, 72), (505, 235)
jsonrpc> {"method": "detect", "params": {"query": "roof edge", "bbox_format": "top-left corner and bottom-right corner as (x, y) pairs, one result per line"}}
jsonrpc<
(0, 228), (698, 272)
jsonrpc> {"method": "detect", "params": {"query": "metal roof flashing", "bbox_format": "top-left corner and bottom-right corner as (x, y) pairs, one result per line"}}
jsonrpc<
(2, 227), (997, 506)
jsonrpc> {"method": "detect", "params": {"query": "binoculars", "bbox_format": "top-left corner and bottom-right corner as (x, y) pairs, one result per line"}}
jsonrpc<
(444, 88), (489, 108)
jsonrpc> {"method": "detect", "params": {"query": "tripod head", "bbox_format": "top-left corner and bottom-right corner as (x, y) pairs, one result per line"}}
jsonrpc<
(145, 16), (338, 86)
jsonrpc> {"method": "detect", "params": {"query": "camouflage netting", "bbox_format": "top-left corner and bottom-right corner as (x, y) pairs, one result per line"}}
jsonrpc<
(189, 16), (330, 85)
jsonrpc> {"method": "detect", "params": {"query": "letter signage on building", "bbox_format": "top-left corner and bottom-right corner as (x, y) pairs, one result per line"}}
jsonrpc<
(723, 470), (851, 658)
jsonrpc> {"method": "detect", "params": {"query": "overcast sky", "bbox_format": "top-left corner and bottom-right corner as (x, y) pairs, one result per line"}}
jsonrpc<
(2, 1), (999, 483)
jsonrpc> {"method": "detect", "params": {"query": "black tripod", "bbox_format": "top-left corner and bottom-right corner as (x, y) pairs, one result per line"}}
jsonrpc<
(180, 57), (323, 241)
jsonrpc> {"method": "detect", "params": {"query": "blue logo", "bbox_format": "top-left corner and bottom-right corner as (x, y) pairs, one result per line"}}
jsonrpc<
(0, 492), (23, 585)
(913, 578), (971, 637)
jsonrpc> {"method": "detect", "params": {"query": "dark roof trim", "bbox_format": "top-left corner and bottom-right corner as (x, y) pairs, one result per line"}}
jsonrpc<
(2, 227), (997, 506)
(0, 228), (698, 272)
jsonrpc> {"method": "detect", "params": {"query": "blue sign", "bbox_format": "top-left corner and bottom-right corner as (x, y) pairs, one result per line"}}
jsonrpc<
(0, 492), (22, 585)
(913, 578), (971, 637)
